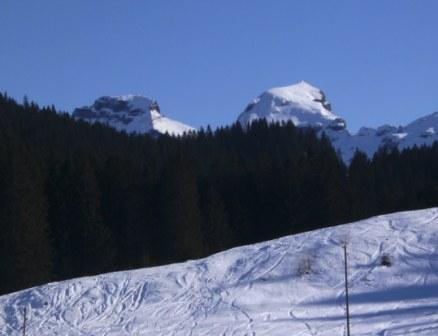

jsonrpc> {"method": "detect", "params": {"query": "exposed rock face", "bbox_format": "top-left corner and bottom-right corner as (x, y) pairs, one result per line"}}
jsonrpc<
(73, 95), (195, 136)
(327, 118), (347, 131)
(238, 82), (438, 162)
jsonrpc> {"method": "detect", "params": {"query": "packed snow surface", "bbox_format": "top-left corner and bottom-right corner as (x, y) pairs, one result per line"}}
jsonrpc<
(73, 95), (195, 136)
(238, 82), (438, 162)
(1, 208), (438, 335)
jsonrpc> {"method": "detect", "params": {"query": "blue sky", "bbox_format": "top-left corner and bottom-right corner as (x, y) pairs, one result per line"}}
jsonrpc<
(1, 0), (437, 132)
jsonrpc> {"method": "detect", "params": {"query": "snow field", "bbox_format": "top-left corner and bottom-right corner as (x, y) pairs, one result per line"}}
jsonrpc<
(1, 208), (438, 335)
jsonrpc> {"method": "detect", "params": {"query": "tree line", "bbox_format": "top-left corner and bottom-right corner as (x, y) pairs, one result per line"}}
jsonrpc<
(0, 93), (437, 295)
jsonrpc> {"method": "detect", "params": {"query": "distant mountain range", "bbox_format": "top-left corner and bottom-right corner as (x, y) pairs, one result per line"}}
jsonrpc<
(238, 81), (438, 162)
(73, 83), (438, 162)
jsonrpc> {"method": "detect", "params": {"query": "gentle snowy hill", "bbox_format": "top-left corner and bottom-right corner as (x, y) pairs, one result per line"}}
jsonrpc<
(1, 208), (438, 335)
(238, 82), (438, 162)
(73, 95), (195, 136)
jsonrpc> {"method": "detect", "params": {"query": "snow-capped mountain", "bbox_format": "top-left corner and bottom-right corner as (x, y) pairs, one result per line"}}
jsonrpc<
(1, 208), (438, 335)
(238, 82), (438, 162)
(238, 81), (346, 131)
(73, 95), (195, 136)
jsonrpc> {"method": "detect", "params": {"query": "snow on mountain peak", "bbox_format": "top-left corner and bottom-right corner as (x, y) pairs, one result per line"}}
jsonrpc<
(238, 81), (438, 163)
(73, 95), (195, 136)
(238, 81), (346, 131)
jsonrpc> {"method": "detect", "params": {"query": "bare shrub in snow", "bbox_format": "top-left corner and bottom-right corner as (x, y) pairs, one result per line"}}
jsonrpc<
(296, 254), (315, 276)
(380, 255), (392, 267)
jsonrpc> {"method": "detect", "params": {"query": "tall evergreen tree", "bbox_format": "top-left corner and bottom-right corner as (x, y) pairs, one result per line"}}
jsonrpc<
(0, 129), (52, 294)
(348, 150), (377, 219)
(202, 187), (234, 254)
(157, 151), (205, 262)
(47, 150), (115, 279)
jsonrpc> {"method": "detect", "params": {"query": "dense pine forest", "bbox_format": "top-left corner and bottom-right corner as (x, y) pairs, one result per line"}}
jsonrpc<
(0, 93), (437, 295)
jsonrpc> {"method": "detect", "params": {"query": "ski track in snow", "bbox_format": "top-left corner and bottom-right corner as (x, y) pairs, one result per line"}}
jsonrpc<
(1, 208), (438, 335)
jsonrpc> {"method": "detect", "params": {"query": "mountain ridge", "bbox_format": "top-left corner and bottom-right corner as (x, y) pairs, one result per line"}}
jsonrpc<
(71, 83), (438, 162)
(238, 82), (438, 162)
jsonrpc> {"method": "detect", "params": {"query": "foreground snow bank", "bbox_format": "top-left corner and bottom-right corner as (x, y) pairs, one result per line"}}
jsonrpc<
(1, 208), (438, 335)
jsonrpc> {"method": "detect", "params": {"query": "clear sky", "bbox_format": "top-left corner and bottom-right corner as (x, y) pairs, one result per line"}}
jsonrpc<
(1, 0), (437, 132)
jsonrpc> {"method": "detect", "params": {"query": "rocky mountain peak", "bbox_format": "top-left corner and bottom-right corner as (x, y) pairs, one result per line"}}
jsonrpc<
(238, 81), (346, 131)
(73, 95), (194, 136)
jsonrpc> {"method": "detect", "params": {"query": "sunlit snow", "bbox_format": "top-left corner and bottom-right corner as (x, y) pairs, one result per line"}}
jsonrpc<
(1, 208), (438, 335)
(238, 82), (438, 162)
(73, 95), (195, 136)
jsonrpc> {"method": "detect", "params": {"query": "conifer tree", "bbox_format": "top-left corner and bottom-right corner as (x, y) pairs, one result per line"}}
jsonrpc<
(202, 187), (234, 254)
(157, 151), (205, 262)
(0, 129), (52, 294)
(47, 150), (115, 279)
(349, 150), (377, 218)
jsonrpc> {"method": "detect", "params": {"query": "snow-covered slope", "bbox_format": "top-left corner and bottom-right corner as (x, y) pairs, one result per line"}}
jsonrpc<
(238, 82), (438, 162)
(73, 95), (195, 136)
(399, 112), (438, 149)
(1, 208), (438, 335)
